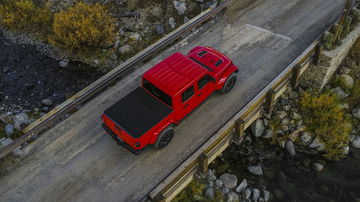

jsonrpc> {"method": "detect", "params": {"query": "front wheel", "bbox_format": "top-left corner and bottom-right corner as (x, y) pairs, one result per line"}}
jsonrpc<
(154, 126), (175, 149)
(221, 74), (237, 94)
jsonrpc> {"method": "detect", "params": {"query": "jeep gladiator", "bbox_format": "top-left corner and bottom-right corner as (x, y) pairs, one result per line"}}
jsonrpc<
(102, 46), (239, 154)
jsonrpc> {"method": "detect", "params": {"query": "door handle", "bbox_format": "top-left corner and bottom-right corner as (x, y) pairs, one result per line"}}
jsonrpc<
(197, 92), (203, 97)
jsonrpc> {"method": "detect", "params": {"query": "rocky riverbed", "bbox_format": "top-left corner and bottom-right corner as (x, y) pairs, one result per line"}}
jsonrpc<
(175, 54), (360, 201)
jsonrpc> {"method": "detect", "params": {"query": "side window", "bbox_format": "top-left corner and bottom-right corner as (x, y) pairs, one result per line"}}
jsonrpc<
(198, 76), (210, 90)
(182, 86), (194, 103)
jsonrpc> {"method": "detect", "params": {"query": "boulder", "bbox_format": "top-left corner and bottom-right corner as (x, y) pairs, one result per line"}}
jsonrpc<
(308, 137), (322, 149)
(343, 145), (350, 155)
(169, 17), (176, 29)
(313, 162), (324, 172)
(173, 0), (187, 15)
(242, 188), (252, 200)
(251, 119), (265, 137)
(235, 179), (247, 193)
(252, 188), (260, 201)
(220, 173), (238, 189)
(337, 74), (354, 89)
(118, 44), (133, 54)
(206, 169), (217, 181)
(41, 99), (53, 106)
(5, 124), (14, 136)
(200, 0), (217, 10)
(205, 187), (215, 199)
(13, 113), (29, 130)
(226, 191), (239, 202)
(59, 60), (69, 68)
(275, 111), (287, 120)
(247, 165), (263, 176)
(215, 179), (223, 187)
(285, 140), (296, 157)
(291, 112), (302, 120)
(263, 190), (270, 202)
(353, 108), (360, 119)
(300, 132), (312, 145)
(129, 32), (142, 41)
(331, 87), (349, 99)
(351, 136), (360, 149)
(155, 24), (165, 35)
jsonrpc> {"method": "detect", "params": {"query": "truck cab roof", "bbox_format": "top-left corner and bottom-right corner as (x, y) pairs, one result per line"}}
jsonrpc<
(143, 47), (231, 98)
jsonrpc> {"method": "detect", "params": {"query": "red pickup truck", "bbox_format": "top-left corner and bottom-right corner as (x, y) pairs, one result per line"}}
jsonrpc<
(102, 46), (238, 154)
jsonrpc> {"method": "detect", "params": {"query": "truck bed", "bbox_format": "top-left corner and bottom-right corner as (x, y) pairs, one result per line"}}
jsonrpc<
(104, 87), (173, 138)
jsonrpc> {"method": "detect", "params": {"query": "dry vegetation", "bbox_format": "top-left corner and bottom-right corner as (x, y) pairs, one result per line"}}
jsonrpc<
(49, 2), (116, 56)
(299, 91), (351, 160)
(0, 0), (52, 38)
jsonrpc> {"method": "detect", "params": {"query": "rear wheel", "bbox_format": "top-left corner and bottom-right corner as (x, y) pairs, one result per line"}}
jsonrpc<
(154, 126), (175, 149)
(221, 74), (237, 94)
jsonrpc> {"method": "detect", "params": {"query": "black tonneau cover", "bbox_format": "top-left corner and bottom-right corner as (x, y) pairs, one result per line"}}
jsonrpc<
(104, 87), (172, 138)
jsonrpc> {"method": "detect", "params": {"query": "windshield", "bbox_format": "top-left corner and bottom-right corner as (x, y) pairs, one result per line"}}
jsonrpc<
(143, 79), (172, 107)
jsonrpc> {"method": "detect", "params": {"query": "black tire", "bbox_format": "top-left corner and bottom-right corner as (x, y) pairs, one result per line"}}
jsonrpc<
(154, 126), (175, 149)
(221, 74), (237, 94)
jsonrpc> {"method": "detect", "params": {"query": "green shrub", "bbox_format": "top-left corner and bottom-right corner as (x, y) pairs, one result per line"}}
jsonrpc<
(299, 91), (351, 160)
(0, 0), (52, 37)
(49, 2), (116, 55)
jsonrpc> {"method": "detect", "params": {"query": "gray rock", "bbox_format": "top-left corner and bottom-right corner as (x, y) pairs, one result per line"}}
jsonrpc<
(155, 25), (165, 35)
(13, 113), (29, 130)
(226, 191), (239, 202)
(339, 66), (352, 74)
(286, 140), (296, 157)
(289, 91), (299, 100)
(279, 140), (286, 149)
(110, 53), (118, 60)
(283, 105), (291, 111)
(247, 165), (263, 176)
(235, 179), (247, 193)
(251, 119), (265, 137)
(263, 190), (270, 202)
(331, 87), (349, 99)
(41, 99), (53, 106)
(59, 59), (69, 68)
(252, 188), (260, 201)
(242, 188), (252, 200)
(316, 142), (326, 152)
(340, 103), (350, 109)
(206, 169), (217, 181)
(313, 162), (324, 172)
(300, 132), (312, 145)
(220, 173), (238, 189)
(281, 118), (290, 125)
(215, 179), (223, 187)
(42, 106), (49, 112)
(129, 32), (142, 41)
(308, 137), (322, 149)
(173, 0), (187, 15)
(205, 187), (215, 199)
(351, 136), (360, 149)
(184, 16), (190, 23)
(343, 145), (350, 155)
(169, 17), (176, 29)
(119, 44), (133, 54)
(200, 0), (217, 10)
(337, 74), (354, 89)
(262, 129), (273, 139)
(350, 134), (357, 142)
(353, 108), (360, 119)
(275, 111), (287, 120)
(5, 124), (14, 136)
(291, 112), (302, 120)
